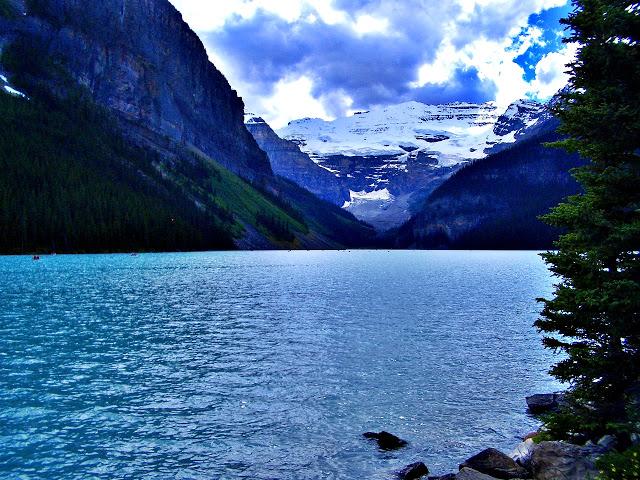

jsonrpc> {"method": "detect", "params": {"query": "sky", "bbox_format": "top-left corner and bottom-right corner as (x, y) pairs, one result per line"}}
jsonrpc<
(168, 0), (576, 128)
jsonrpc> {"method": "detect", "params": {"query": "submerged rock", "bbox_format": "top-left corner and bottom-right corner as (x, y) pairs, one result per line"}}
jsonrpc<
(397, 462), (429, 479)
(529, 441), (603, 480)
(363, 431), (408, 450)
(525, 393), (565, 415)
(459, 448), (530, 479)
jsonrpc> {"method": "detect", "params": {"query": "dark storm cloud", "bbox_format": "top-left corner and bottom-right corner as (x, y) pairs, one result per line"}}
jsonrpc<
(206, 2), (495, 112)
(208, 9), (431, 105)
(204, 1), (567, 115)
(413, 67), (496, 105)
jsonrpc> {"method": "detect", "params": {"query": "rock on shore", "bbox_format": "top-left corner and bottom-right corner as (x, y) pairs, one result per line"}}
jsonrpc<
(428, 436), (614, 479)
(530, 440), (608, 480)
(525, 393), (566, 415)
(397, 462), (429, 479)
(459, 448), (529, 479)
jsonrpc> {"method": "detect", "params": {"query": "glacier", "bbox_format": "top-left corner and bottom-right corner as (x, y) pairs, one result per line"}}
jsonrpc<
(253, 99), (551, 230)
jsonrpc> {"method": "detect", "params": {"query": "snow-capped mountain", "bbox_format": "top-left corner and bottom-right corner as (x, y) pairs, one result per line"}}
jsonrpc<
(254, 100), (551, 230)
(279, 100), (548, 161)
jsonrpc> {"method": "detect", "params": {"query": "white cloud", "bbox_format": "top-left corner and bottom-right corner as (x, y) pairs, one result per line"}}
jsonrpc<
(414, 3), (569, 110)
(414, 42), (458, 86)
(463, 39), (531, 108)
(511, 26), (546, 55)
(255, 76), (334, 128)
(457, 0), (568, 21)
(169, 0), (346, 31)
(414, 36), (532, 109)
(353, 15), (390, 36)
(170, 0), (573, 125)
(528, 43), (577, 99)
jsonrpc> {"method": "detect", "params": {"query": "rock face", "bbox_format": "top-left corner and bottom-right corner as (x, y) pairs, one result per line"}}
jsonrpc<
(530, 441), (603, 480)
(397, 462), (430, 479)
(7, 0), (271, 180)
(491, 101), (550, 138)
(245, 115), (349, 204)
(459, 448), (530, 479)
(363, 431), (408, 450)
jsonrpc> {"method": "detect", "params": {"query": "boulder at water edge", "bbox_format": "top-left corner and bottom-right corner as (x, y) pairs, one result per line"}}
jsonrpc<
(529, 441), (603, 480)
(459, 448), (530, 479)
(525, 393), (565, 415)
(397, 462), (430, 479)
(456, 468), (505, 479)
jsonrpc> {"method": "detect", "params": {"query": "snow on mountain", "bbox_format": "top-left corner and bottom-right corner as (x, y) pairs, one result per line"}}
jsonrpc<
(0, 74), (28, 98)
(278, 100), (547, 170)
(244, 113), (264, 125)
(343, 188), (393, 208)
(264, 99), (550, 230)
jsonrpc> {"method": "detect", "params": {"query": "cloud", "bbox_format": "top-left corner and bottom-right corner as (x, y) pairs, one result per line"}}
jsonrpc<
(206, 5), (452, 120)
(256, 75), (336, 127)
(413, 67), (497, 105)
(453, 0), (567, 46)
(528, 42), (577, 98)
(170, 0), (573, 127)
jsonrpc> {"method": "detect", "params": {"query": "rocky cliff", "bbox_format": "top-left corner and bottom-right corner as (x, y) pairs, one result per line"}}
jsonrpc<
(245, 115), (349, 205)
(2, 0), (271, 179)
(0, 0), (374, 251)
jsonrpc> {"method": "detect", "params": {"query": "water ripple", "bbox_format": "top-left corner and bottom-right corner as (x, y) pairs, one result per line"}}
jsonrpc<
(0, 251), (561, 479)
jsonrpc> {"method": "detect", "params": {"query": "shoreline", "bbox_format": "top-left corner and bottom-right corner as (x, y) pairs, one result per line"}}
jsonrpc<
(384, 393), (615, 480)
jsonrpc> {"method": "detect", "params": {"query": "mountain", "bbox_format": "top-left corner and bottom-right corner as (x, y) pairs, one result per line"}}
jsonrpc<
(277, 100), (551, 230)
(0, 0), (373, 252)
(5, 0), (271, 180)
(244, 115), (349, 205)
(393, 119), (586, 249)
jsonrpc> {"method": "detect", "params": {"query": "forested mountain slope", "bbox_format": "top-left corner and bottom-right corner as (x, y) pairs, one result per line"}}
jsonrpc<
(0, 0), (374, 252)
(394, 122), (586, 249)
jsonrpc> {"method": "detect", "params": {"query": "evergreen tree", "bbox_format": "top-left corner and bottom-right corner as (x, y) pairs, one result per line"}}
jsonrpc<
(536, 0), (640, 436)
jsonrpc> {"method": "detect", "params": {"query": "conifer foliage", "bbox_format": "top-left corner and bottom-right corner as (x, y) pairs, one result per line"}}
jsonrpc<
(536, 0), (640, 435)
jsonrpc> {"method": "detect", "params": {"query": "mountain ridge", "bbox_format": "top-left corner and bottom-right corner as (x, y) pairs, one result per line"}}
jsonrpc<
(0, 0), (374, 252)
(393, 120), (586, 249)
(4, 0), (272, 180)
(257, 99), (552, 230)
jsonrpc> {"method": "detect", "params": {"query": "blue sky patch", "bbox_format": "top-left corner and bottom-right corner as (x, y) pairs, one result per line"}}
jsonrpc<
(514, 4), (573, 81)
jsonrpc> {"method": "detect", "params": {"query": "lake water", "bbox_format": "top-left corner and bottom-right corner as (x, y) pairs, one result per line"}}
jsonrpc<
(0, 250), (561, 479)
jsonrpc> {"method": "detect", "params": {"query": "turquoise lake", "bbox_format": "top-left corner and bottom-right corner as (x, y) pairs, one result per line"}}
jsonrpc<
(0, 250), (562, 479)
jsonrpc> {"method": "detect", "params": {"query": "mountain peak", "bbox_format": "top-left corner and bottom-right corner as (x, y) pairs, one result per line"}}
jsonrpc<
(274, 98), (551, 230)
(278, 98), (543, 162)
(244, 113), (267, 125)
